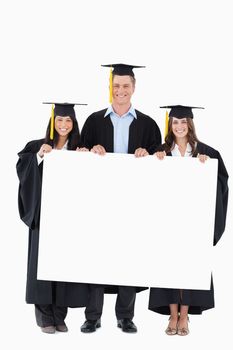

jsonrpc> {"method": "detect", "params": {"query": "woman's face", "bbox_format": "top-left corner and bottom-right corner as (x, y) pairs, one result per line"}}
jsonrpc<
(171, 117), (188, 139)
(55, 116), (73, 137)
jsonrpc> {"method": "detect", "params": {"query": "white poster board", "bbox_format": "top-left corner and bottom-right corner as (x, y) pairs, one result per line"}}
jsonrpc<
(38, 151), (218, 290)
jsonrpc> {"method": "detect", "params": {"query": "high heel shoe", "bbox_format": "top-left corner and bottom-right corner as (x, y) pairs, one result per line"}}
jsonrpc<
(165, 317), (178, 335)
(177, 316), (189, 336)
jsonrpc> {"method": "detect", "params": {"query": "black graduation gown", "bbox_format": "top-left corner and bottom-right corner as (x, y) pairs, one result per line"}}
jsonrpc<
(81, 108), (162, 293)
(148, 141), (229, 314)
(81, 108), (162, 154)
(16, 139), (89, 307)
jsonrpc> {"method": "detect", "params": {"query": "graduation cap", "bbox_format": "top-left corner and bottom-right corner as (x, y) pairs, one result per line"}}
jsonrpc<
(43, 102), (87, 140)
(160, 105), (204, 119)
(43, 102), (87, 117)
(101, 63), (145, 77)
(101, 64), (145, 103)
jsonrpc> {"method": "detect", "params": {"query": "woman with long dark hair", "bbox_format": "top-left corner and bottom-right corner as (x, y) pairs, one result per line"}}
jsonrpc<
(16, 102), (89, 334)
(149, 105), (229, 336)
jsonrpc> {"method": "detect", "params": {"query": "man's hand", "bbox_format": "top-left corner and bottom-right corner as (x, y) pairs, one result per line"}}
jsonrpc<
(76, 147), (89, 152)
(91, 145), (106, 155)
(134, 147), (149, 158)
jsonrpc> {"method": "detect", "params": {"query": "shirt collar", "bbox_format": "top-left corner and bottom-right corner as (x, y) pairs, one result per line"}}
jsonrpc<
(104, 105), (137, 119)
(173, 142), (192, 154)
(63, 140), (68, 150)
(54, 140), (68, 150)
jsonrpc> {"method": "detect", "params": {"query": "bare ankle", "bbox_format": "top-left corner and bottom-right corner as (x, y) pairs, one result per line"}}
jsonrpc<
(179, 315), (188, 321)
(170, 315), (179, 322)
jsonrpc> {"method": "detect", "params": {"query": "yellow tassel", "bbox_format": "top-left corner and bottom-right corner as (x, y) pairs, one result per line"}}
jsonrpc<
(49, 104), (55, 140)
(164, 110), (169, 140)
(109, 67), (113, 103)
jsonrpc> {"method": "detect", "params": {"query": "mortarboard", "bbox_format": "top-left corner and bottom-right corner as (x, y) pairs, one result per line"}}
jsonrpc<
(160, 105), (204, 119)
(43, 102), (87, 140)
(101, 63), (145, 77)
(43, 102), (87, 118)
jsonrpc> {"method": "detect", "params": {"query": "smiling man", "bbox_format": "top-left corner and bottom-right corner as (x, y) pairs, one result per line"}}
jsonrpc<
(80, 63), (162, 333)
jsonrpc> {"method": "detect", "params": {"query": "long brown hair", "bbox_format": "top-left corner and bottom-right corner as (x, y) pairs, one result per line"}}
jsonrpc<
(164, 117), (199, 155)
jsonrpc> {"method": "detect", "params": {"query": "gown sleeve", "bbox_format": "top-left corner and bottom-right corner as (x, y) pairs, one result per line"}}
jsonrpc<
(196, 142), (229, 245)
(16, 141), (43, 229)
(213, 150), (229, 245)
(146, 120), (162, 155)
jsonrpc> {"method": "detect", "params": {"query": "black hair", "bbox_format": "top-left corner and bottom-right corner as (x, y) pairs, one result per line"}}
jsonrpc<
(44, 113), (80, 150)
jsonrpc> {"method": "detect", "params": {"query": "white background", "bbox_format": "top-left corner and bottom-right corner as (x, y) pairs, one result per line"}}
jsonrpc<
(1, 0), (232, 349)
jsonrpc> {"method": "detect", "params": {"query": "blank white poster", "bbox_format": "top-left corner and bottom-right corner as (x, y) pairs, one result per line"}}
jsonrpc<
(38, 151), (218, 290)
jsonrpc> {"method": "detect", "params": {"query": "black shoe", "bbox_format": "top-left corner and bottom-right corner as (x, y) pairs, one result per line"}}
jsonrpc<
(40, 326), (56, 334)
(56, 324), (68, 332)
(80, 319), (101, 333)
(117, 318), (137, 333)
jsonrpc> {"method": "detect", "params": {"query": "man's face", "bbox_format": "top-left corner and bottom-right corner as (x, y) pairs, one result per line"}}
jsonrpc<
(112, 75), (135, 106)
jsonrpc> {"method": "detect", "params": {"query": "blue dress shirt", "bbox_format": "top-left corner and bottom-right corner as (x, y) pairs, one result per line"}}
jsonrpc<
(104, 105), (137, 153)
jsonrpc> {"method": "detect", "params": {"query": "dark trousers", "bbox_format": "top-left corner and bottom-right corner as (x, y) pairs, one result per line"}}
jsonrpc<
(35, 304), (67, 327)
(85, 285), (136, 320)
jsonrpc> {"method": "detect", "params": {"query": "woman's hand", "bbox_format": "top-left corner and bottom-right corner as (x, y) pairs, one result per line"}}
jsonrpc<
(38, 144), (52, 158)
(197, 153), (209, 163)
(154, 151), (166, 160)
